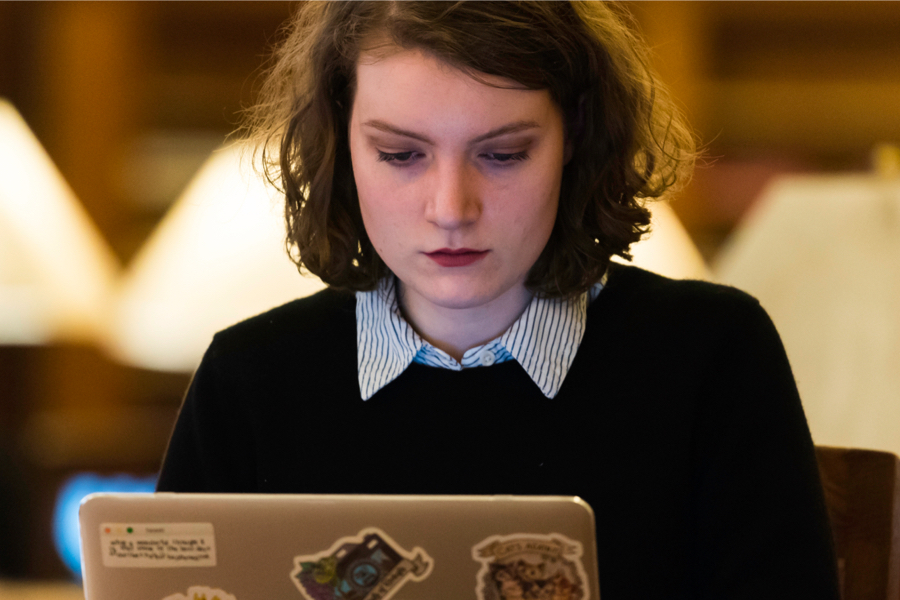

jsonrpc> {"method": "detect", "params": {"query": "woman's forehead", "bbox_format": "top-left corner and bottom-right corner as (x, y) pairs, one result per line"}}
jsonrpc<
(354, 47), (544, 106)
(351, 49), (559, 141)
(355, 41), (530, 90)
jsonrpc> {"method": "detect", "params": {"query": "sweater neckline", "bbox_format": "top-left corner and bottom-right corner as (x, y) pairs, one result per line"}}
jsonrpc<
(355, 274), (606, 400)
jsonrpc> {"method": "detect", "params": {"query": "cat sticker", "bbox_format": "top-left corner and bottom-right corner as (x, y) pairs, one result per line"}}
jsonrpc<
(473, 533), (589, 600)
(291, 528), (432, 600)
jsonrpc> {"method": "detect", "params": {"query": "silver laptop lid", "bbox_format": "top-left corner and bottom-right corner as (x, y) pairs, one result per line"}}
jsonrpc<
(80, 493), (599, 600)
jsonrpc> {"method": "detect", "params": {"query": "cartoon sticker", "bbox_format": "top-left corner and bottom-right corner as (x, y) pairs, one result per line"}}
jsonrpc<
(473, 533), (589, 600)
(161, 585), (236, 600)
(290, 528), (432, 600)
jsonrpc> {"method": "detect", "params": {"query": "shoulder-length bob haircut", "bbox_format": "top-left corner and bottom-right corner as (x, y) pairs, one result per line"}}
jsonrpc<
(244, 1), (695, 297)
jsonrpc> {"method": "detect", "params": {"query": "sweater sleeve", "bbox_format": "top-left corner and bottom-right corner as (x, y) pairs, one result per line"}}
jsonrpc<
(155, 337), (258, 493)
(690, 295), (839, 599)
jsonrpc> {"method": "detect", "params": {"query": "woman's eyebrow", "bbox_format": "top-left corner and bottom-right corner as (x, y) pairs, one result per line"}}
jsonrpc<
(362, 120), (433, 144)
(470, 121), (540, 144)
(361, 119), (540, 145)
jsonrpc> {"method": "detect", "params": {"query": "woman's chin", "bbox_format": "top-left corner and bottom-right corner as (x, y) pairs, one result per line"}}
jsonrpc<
(403, 279), (530, 316)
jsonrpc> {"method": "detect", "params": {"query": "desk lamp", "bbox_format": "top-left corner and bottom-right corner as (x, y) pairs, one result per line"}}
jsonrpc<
(715, 146), (900, 456)
(106, 143), (325, 372)
(0, 99), (118, 345)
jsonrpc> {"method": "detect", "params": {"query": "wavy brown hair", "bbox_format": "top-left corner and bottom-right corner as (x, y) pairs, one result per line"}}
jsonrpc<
(243, 1), (695, 297)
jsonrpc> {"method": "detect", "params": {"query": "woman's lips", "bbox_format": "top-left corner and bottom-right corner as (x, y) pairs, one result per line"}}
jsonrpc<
(425, 248), (489, 267)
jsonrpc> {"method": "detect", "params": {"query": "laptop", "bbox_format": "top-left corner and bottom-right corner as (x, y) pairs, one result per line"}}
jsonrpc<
(79, 493), (600, 600)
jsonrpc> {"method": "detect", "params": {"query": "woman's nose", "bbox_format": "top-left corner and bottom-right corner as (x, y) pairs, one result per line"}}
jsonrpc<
(424, 160), (482, 229)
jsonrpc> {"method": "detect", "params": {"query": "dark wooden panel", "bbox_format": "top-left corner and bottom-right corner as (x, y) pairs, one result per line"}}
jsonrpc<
(816, 446), (900, 600)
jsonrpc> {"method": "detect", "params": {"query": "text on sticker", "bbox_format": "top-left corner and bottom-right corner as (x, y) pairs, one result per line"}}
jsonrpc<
(100, 522), (216, 568)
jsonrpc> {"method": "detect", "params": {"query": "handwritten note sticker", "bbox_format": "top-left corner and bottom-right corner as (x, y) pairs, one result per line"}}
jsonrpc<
(100, 522), (216, 568)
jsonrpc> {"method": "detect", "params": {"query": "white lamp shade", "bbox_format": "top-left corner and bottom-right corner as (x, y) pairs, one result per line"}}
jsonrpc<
(107, 143), (325, 372)
(0, 99), (119, 345)
(615, 202), (711, 281)
(715, 174), (900, 456)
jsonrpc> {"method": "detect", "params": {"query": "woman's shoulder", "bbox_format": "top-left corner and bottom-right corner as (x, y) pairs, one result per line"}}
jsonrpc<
(584, 264), (795, 411)
(595, 263), (772, 337)
(603, 262), (761, 310)
(204, 287), (357, 363)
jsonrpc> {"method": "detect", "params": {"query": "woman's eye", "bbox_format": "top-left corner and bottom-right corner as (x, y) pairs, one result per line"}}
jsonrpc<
(377, 150), (419, 165)
(481, 151), (529, 164)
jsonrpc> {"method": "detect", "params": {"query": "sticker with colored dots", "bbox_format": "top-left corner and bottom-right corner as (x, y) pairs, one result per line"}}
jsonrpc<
(100, 522), (216, 568)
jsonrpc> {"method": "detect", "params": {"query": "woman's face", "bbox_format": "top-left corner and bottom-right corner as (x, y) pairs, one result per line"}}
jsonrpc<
(349, 47), (565, 324)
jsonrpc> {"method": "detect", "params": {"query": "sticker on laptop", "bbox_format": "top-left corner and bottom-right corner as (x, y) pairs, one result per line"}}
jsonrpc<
(473, 533), (589, 600)
(290, 527), (432, 600)
(100, 522), (215, 568)
(161, 585), (236, 600)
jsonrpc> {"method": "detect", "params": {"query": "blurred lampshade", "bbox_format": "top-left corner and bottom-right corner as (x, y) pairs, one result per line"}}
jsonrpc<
(0, 99), (118, 345)
(715, 171), (900, 456)
(106, 143), (325, 372)
(619, 202), (711, 281)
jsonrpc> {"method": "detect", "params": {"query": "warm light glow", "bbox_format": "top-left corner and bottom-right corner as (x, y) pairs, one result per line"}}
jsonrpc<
(0, 99), (119, 345)
(716, 173), (900, 456)
(615, 202), (711, 281)
(106, 143), (325, 372)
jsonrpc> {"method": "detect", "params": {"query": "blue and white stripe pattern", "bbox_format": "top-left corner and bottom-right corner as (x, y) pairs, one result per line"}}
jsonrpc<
(356, 276), (605, 400)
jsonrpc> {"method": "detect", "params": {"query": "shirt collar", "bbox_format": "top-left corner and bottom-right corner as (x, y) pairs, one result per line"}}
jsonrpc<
(356, 277), (604, 401)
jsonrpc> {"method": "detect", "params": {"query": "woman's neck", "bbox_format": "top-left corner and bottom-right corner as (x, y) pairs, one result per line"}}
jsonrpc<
(398, 282), (533, 362)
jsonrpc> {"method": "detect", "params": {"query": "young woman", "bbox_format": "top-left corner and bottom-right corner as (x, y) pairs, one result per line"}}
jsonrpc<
(157, 3), (840, 598)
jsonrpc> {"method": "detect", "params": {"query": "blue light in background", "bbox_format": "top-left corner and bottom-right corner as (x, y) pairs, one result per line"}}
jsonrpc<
(53, 473), (157, 579)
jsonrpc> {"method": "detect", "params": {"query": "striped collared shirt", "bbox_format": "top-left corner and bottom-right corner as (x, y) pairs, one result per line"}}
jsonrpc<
(356, 276), (605, 400)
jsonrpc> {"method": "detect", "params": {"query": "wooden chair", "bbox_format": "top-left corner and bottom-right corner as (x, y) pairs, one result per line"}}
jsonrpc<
(815, 446), (900, 600)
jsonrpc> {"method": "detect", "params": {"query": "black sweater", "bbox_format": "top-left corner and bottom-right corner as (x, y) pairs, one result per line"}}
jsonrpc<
(158, 264), (839, 599)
